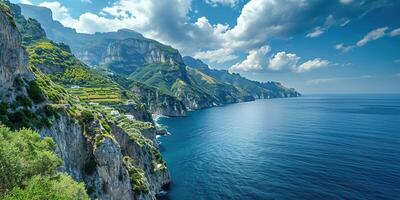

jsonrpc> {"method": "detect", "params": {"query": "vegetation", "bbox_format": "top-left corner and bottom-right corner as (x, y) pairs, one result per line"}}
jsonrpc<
(0, 125), (89, 199)
(68, 87), (124, 105)
(123, 156), (149, 195)
(0, 1), (16, 28)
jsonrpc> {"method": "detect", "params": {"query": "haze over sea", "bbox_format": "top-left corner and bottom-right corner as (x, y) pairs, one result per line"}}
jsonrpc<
(158, 94), (400, 200)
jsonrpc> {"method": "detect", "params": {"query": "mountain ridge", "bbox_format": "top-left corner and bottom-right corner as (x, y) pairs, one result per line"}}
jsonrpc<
(19, 3), (301, 113)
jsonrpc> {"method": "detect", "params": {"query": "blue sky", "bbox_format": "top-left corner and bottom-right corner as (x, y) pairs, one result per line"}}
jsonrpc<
(12, 0), (400, 94)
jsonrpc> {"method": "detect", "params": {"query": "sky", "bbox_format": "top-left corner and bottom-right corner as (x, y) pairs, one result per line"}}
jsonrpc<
(12, 0), (400, 94)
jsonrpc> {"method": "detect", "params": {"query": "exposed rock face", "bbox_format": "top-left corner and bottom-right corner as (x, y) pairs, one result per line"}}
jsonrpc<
(39, 113), (88, 181)
(130, 82), (187, 117)
(102, 38), (184, 76)
(112, 125), (170, 198)
(39, 110), (169, 200)
(93, 138), (134, 200)
(0, 8), (33, 101)
(1, 3), (170, 199)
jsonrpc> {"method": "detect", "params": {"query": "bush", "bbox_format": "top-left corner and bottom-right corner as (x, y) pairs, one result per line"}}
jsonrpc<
(0, 125), (89, 199)
(3, 174), (89, 200)
(0, 103), (8, 114)
(16, 95), (32, 107)
(27, 81), (46, 103)
(0, 126), (61, 192)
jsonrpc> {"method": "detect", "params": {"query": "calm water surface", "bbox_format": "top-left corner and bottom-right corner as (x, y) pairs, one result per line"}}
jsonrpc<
(158, 94), (400, 200)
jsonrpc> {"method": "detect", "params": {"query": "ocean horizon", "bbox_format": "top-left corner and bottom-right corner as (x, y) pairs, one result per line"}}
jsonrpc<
(158, 94), (400, 200)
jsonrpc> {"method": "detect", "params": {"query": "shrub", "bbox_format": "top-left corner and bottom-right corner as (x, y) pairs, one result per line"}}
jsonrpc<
(16, 95), (32, 107)
(3, 174), (89, 200)
(27, 81), (46, 103)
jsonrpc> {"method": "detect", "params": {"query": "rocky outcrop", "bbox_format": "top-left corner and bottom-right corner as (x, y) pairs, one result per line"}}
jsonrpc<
(130, 81), (187, 117)
(38, 109), (169, 200)
(101, 38), (184, 76)
(0, 6), (34, 101)
(112, 125), (170, 199)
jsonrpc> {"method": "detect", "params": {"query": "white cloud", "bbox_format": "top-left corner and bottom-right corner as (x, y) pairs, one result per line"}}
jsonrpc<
(39, 2), (78, 28)
(80, 0), (92, 3)
(229, 45), (270, 72)
(335, 26), (400, 53)
(20, 0), (33, 5)
(306, 15), (336, 38)
(268, 52), (300, 71)
(231, 49), (330, 73)
(306, 75), (372, 85)
(37, 0), (393, 64)
(306, 27), (324, 38)
(339, 0), (353, 5)
(356, 27), (388, 47)
(296, 58), (330, 73)
(205, 0), (238, 7)
(335, 43), (354, 52)
(390, 28), (400, 37)
(194, 48), (238, 64)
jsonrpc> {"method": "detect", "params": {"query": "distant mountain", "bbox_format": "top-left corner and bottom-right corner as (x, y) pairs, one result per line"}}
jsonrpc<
(20, 4), (301, 112)
(183, 56), (301, 98)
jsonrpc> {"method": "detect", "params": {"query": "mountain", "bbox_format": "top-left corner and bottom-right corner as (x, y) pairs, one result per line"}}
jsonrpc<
(19, 3), (300, 112)
(183, 56), (301, 98)
(1, 1), (170, 199)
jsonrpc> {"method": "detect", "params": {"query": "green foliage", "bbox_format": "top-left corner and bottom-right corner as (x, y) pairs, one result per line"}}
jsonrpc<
(0, 126), (61, 193)
(123, 156), (149, 195)
(3, 174), (89, 200)
(0, 102), (9, 114)
(68, 87), (124, 105)
(0, 126), (89, 199)
(16, 95), (32, 107)
(0, 1), (16, 28)
(27, 81), (46, 103)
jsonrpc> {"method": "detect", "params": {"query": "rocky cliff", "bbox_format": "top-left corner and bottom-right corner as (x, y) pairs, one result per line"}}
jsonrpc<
(0, 3), (33, 102)
(0, 2), (170, 199)
(19, 4), (301, 113)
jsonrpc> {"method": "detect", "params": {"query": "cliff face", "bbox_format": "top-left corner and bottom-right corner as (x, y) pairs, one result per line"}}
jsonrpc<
(130, 81), (187, 117)
(101, 38), (184, 76)
(183, 56), (302, 99)
(1, 3), (170, 199)
(0, 6), (33, 101)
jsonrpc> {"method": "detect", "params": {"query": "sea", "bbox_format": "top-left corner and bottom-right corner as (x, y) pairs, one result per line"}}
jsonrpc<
(157, 94), (400, 200)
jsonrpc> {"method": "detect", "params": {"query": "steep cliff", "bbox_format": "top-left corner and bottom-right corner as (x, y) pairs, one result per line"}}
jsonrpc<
(0, 2), (34, 102)
(19, 4), (301, 113)
(1, 2), (170, 199)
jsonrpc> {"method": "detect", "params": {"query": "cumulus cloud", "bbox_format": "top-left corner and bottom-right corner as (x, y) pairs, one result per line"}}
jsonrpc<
(229, 46), (271, 72)
(296, 58), (330, 73)
(356, 27), (388, 47)
(194, 48), (238, 64)
(268, 52), (300, 71)
(20, 0), (33, 5)
(205, 0), (239, 7)
(230, 49), (330, 73)
(38, 0), (394, 63)
(39, 2), (78, 28)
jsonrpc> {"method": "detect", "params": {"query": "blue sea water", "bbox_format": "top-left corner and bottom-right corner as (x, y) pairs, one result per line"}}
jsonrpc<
(157, 94), (400, 200)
